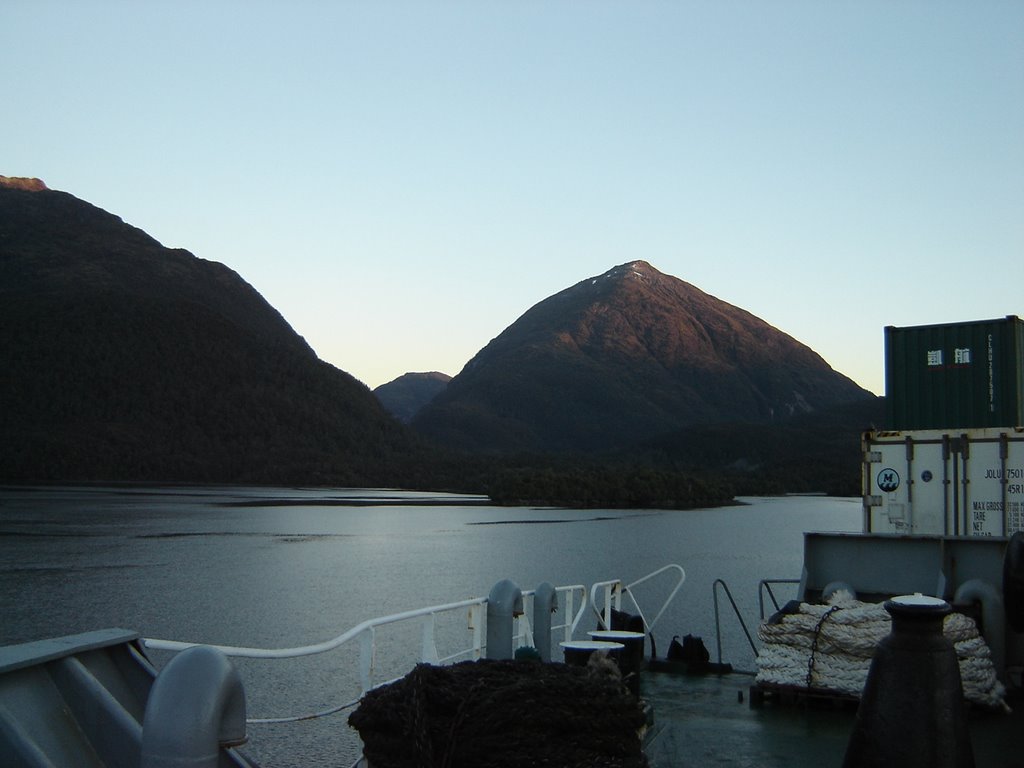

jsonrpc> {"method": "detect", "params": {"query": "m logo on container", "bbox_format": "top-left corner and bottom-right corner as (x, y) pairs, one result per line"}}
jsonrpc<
(877, 468), (900, 493)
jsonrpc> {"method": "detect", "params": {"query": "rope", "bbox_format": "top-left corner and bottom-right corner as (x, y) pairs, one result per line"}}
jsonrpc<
(756, 593), (1009, 711)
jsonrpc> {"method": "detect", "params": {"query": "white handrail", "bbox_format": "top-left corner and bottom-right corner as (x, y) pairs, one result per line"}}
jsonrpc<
(145, 595), (488, 659)
(626, 563), (686, 633)
(590, 564), (686, 634)
(145, 584), (589, 710)
(590, 578), (624, 630)
(142, 569), (681, 726)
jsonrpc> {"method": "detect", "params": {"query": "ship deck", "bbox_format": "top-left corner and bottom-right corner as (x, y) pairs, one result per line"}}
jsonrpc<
(640, 668), (1021, 768)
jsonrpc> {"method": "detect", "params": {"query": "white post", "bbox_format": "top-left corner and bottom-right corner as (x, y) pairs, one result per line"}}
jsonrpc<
(420, 614), (439, 664)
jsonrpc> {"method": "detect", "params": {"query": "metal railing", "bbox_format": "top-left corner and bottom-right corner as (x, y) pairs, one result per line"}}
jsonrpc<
(758, 578), (800, 620)
(711, 579), (757, 664)
(144, 566), (685, 726)
(146, 584), (585, 717)
(513, 586), (588, 653)
(711, 578), (801, 669)
(590, 564), (686, 634)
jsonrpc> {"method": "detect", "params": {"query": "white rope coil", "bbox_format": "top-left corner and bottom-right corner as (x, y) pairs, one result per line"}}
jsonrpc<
(755, 591), (1009, 712)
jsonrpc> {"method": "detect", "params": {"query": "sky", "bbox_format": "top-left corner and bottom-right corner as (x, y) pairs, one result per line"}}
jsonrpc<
(4, 2), (1022, 395)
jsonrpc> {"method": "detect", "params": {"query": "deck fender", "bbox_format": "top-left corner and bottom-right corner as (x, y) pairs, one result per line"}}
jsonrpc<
(140, 645), (247, 768)
(485, 579), (523, 661)
(953, 578), (1006, 683)
(1003, 532), (1024, 633)
(533, 582), (557, 662)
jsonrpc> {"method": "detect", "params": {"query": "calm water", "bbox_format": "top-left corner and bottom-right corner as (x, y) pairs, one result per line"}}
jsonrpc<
(0, 486), (861, 767)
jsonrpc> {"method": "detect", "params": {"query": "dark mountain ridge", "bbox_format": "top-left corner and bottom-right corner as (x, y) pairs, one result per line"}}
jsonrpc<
(0, 179), (421, 484)
(1, 183), (305, 352)
(414, 261), (873, 455)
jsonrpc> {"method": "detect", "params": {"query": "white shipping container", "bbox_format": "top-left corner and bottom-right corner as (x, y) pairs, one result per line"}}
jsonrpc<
(863, 427), (1024, 536)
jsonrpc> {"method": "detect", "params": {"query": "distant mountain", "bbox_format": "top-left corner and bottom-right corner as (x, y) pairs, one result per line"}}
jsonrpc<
(374, 372), (451, 423)
(413, 261), (874, 455)
(0, 178), (421, 484)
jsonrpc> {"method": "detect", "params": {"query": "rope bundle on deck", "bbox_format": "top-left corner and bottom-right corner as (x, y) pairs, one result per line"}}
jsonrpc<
(755, 591), (1008, 711)
(349, 658), (648, 768)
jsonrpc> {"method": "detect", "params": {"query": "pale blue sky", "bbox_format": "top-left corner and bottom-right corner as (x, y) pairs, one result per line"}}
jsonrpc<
(5, 1), (1022, 393)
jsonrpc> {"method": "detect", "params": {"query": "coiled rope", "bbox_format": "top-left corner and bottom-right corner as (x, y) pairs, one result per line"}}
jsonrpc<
(755, 591), (1009, 712)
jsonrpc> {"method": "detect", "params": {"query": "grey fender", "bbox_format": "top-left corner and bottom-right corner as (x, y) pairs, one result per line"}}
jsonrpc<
(533, 582), (558, 662)
(953, 578), (1006, 684)
(141, 645), (247, 768)
(486, 579), (523, 660)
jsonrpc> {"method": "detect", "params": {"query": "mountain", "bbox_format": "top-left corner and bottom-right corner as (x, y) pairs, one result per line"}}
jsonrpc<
(374, 372), (451, 423)
(0, 178), (421, 484)
(413, 261), (874, 455)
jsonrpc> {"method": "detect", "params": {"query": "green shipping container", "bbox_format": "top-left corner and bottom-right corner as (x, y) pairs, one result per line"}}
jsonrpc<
(885, 316), (1024, 430)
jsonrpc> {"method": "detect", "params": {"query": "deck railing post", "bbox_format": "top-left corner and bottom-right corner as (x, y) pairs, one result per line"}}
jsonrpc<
(564, 590), (575, 642)
(468, 603), (484, 660)
(420, 614), (439, 664)
(358, 629), (374, 694)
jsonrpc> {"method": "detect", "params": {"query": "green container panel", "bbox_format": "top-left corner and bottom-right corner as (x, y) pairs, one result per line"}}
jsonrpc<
(884, 316), (1024, 430)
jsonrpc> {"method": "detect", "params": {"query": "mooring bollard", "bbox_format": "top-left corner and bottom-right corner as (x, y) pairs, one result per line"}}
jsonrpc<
(486, 579), (523, 660)
(841, 594), (974, 768)
(533, 582), (557, 662)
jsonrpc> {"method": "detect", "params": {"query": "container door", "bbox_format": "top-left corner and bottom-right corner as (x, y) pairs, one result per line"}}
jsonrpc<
(966, 433), (1024, 535)
(865, 433), (947, 535)
(867, 439), (917, 533)
(906, 437), (947, 534)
